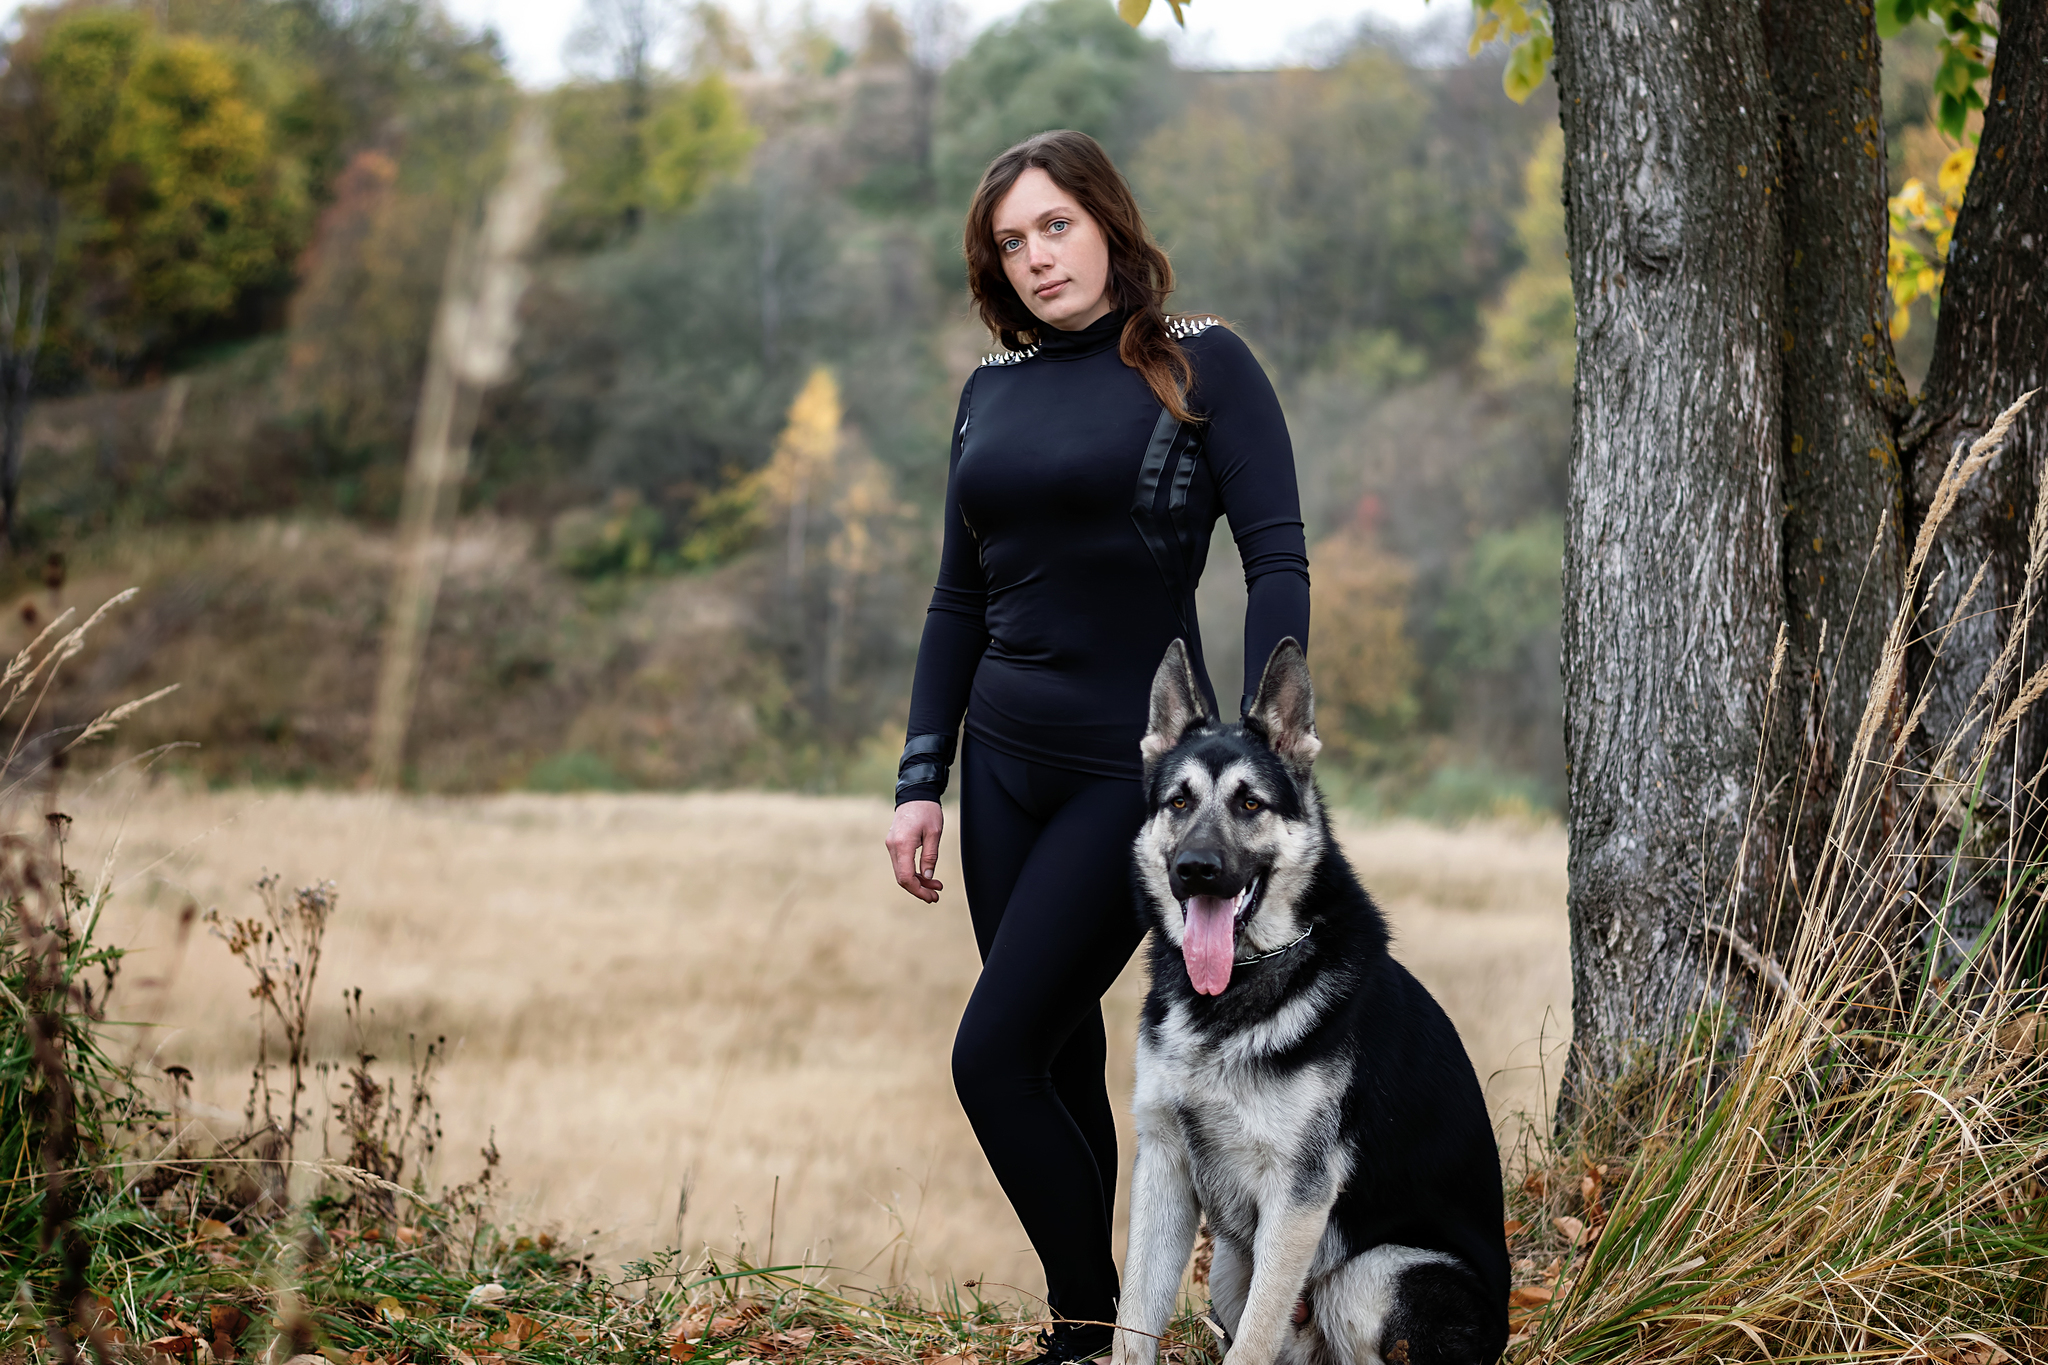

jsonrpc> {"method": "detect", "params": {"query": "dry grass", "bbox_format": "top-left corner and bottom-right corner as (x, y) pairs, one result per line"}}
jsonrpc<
(1499, 393), (2048, 1361)
(74, 781), (1568, 1304)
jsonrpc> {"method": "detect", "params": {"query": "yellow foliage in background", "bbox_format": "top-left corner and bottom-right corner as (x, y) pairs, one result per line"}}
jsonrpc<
(545, 73), (755, 248)
(22, 8), (310, 357)
(754, 367), (845, 513)
(643, 76), (758, 216)
(1307, 528), (1419, 760)
(1886, 144), (1973, 340)
(1479, 125), (1572, 396)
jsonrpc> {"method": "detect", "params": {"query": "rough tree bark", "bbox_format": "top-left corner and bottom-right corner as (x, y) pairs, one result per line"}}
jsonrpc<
(1765, 0), (1909, 931)
(1897, 0), (2048, 966)
(1551, 0), (1787, 1095)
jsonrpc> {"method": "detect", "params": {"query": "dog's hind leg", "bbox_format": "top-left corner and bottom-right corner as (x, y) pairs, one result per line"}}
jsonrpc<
(1311, 1247), (1494, 1365)
(1206, 1233), (1250, 1342)
(1111, 1137), (1200, 1365)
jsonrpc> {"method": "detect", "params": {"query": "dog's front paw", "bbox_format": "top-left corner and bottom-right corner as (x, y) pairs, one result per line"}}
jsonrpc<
(1109, 1330), (1152, 1365)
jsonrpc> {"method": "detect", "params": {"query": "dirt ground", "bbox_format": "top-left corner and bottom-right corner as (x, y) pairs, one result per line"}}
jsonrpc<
(78, 783), (1569, 1304)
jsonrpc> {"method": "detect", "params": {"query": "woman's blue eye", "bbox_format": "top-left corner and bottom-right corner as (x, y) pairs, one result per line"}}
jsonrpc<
(1001, 238), (1021, 252)
(1049, 219), (1068, 233)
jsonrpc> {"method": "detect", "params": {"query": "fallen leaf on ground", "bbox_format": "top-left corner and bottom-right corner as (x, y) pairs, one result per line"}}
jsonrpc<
(1502, 1218), (1526, 1237)
(1509, 1286), (1553, 1308)
(143, 1336), (200, 1359)
(395, 1227), (423, 1246)
(196, 1220), (233, 1241)
(1955, 1343), (2015, 1365)
(465, 1284), (507, 1307)
(1552, 1215), (1586, 1247)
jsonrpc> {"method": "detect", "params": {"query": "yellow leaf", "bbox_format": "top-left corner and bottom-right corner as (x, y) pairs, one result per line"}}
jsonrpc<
(196, 1219), (232, 1241)
(1890, 307), (1910, 341)
(374, 1298), (406, 1322)
(1117, 0), (1151, 25)
(1939, 146), (1975, 200)
(1469, 16), (1501, 54)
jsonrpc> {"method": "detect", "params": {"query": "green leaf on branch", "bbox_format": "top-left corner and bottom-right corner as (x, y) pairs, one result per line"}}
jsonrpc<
(1503, 32), (1552, 103)
(1878, 0), (1996, 141)
(1115, 0), (1187, 28)
(1470, 0), (1553, 103)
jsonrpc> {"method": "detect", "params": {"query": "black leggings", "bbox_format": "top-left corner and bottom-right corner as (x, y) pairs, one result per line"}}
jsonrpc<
(953, 734), (1148, 1331)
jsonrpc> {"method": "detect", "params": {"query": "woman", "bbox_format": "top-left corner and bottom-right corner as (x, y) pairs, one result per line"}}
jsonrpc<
(883, 129), (1310, 1364)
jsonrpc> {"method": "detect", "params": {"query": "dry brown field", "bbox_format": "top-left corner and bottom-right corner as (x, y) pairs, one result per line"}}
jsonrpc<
(78, 783), (1568, 1306)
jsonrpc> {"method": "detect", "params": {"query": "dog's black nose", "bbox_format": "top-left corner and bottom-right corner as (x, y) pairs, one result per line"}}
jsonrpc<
(1175, 848), (1224, 891)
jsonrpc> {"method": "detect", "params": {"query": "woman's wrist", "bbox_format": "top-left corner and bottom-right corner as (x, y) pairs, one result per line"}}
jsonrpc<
(896, 732), (957, 803)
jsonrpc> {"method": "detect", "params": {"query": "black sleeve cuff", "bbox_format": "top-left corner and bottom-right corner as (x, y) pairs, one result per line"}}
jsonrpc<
(895, 732), (957, 803)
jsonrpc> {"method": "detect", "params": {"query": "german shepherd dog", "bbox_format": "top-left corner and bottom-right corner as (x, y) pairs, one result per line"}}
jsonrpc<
(1111, 639), (1508, 1365)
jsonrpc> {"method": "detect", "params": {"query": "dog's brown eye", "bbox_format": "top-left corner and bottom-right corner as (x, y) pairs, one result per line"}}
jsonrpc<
(1243, 798), (1261, 812)
(1171, 796), (1187, 809)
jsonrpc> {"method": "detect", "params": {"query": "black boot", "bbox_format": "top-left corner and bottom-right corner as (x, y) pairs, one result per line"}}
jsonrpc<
(1021, 1322), (1113, 1365)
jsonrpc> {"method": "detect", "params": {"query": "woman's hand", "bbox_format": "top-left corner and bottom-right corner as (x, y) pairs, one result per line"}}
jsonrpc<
(886, 800), (946, 903)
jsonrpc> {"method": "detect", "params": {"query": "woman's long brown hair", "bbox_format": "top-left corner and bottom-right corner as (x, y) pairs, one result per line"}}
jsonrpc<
(963, 130), (1207, 422)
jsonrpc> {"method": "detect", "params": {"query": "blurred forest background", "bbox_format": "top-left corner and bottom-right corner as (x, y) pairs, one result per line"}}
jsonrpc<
(0, 0), (1962, 812)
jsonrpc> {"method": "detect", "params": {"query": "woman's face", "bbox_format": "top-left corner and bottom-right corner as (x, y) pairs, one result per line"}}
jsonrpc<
(992, 166), (1114, 333)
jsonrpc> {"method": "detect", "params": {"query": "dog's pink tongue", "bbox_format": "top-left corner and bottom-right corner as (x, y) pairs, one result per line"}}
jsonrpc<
(1183, 895), (1236, 995)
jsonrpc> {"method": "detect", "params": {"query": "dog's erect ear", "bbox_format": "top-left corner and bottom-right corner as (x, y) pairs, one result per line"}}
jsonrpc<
(1246, 638), (1320, 776)
(1141, 639), (1210, 773)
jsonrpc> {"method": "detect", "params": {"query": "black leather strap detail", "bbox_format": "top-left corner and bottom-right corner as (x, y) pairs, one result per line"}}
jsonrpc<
(900, 733), (955, 767)
(1131, 406), (1194, 637)
(896, 733), (956, 800)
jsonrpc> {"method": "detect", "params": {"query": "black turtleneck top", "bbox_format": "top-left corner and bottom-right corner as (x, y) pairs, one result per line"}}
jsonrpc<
(897, 311), (1310, 804)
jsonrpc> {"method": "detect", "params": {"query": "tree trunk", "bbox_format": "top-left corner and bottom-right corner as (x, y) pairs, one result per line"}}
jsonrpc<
(1897, 0), (2048, 972)
(1552, 0), (1788, 1102)
(1763, 0), (1909, 951)
(1549, 0), (2048, 1105)
(0, 222), (54, 556)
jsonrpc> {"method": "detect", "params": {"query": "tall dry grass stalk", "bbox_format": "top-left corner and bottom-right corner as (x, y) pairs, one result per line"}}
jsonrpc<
(1519, 393), (2048, 1361)
(0, 589), (176, 1362)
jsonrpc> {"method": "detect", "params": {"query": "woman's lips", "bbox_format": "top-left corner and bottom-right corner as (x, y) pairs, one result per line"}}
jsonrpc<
(1035, 278), (1068, 298)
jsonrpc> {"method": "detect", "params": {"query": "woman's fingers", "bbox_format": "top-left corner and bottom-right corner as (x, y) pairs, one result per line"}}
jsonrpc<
(887, 801), (945, 902)
(918, 811), (943, 881)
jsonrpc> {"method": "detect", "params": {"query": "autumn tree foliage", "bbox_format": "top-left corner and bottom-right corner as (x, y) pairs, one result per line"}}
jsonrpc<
(7, 8), (311, 366)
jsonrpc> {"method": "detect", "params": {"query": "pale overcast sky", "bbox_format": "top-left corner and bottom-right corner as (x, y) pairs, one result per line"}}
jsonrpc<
(443, 0), (1452, 89)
